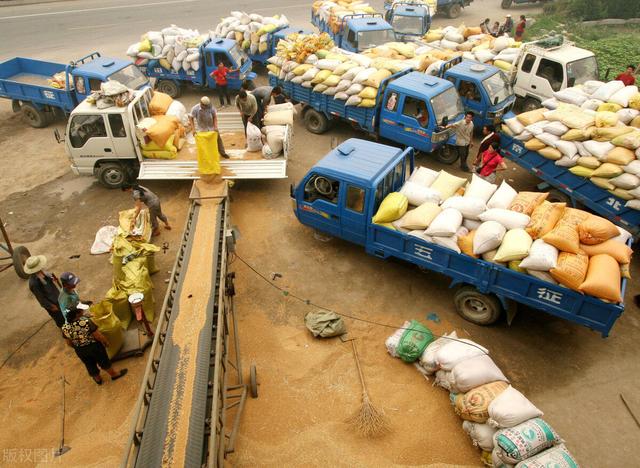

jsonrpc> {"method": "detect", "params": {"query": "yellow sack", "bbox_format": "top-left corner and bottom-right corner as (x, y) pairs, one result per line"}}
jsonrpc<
(90, 301), (124, 359)
(611, 131), (640, 149)
(141, 149), (177, 160)
(311, 69), (332, 85)
(293, 63), (313, 76)
(509, 260), (526, 273)
(591, 126), (634, 142)
(149, 91), (174, 116)
(431, 171), (467, 200)
(543, 208), (589, 254)
(159, 58), (171, 70)
(539, 147), (562, 160)
(139, 39), (152, 52)
(605, 146), (635, 165)
(517, 108), (547, 126)
(259, 42), (268, 53)
(494, 229), (533, 262)
(358, 98), (376, 108)
(590, 176), (615, 190)
(464, 26), (482, 37)
(578, 214), (619, 245)
(323, 74), (341, 87)
(597, 102), (622, 113)
(561, 128), (590, 141)
(142, 133), (176, 153)
(509, 192), (548, 216)
(358, 86), (378, 99)
(550, 250), (589, 291)
(493, 60), (512, 71)
(195, 131), (220, 175)
(235, 31), (243, 43)
(400, 203), (441, 230)
(372, 192), (408, 224)
(454, 381), (509, 423)
(609, 188), (633, 200)
(146, 115), (179, 147)
(592, 163), (623, 178)
(628, 93), (640, 110)
(458, 230), (478, 258)
(577, 156), (600, 169)
(526, 201), (566, 239)
(630, 116), (640, 128)
(525, 138), (545, 151)
(581, 239), (632, 264)
(424, 29), (444, 42)
(364, 69), (391, 88)
(266, 64), (280, 75)
(595, 111), (619, 127)
(374, 222), (396, 231)
(621, 263), (631, 279)
(333, 61), (357, 75)
(569, 165), (594, 178)
(579, 254), (622, 302)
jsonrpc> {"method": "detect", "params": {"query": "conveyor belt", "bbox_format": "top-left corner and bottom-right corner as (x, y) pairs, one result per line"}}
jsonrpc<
(122, 181), (248, 468)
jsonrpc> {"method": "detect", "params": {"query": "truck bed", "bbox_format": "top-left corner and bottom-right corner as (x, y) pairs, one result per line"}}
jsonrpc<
(368, 224), (627, 337)
(500, 134), (640, 238)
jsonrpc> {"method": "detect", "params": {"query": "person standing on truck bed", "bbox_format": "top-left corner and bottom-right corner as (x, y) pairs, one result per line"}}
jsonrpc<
(515, 15), (526, 42)
(190, 96), (229, 159)
(122, 184), (172, 237)
(210, 61), (235, 108)
(26, 255), (64, 328)
(236, 89), (258, 132)
(616, 65), (636, 86)
(447, 111), (475, 172)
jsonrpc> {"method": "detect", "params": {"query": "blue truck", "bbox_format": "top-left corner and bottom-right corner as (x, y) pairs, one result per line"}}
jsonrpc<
(383, 2), (432, 41)
(291, 138), (627, 337)
(270, 69), (462, 160)
(384, 0), (472, 19)
(137, 38), (256, 98)
(500, 133), (640, 239)
(311, 12), (396, 53)
(0, 52), (148, 128)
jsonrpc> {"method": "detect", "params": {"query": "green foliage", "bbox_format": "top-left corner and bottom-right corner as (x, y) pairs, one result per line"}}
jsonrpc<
(547, 0), (640, 20)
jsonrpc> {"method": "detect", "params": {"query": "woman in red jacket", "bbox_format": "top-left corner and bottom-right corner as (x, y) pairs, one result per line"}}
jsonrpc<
(475, 142), (507, 183)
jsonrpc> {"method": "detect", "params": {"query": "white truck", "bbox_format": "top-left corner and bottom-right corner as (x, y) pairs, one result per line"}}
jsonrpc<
(508, 36), (599, 112)
(56, 87), (290, 188)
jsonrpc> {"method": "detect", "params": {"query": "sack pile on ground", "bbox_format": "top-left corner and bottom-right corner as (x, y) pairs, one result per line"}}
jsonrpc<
(385, 322), (579, 467)
(312, 0), (377, 33)
(372, 168), (632, 302)
(211, 11), (289, 55)
(421, 24), (522, 71)
(134, 91), (187, 160)
(508, 80), (640, 212)
(126, 25), (208, 73)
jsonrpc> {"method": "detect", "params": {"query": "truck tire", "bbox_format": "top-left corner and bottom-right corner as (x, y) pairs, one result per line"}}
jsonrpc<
(12, 245), (31, 280)
(521, 97), (541, 113)
(546, 188), (571, 205)
(21, 103), (48, 128)
(304, 109), (329, 134)
(98, 162), (127, 189)
(447, 4), (462, 19)
(434, 145), (459, 164)
(249, 364), (258, 398)
(156, 80), (181, 98)
(454, 285), (502, 326)
(501, 0), (513, 8)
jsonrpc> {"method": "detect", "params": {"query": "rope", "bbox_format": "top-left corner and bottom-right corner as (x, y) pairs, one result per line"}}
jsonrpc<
(0, 320), (50, 371)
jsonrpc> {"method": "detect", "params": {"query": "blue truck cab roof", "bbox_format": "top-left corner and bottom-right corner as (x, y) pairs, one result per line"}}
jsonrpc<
(72, 56), (132, 80)
(204, 38), (236, 53)
(447, 60), (498, 82)
(348, 17), (394, 32)
(313, 138), (406, 189)
(388, 71), (453, 100)
(273, 26), (314, 41)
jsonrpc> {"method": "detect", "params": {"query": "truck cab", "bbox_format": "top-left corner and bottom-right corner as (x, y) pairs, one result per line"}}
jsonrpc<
(384, 2), (432, 40)
(335, 15), (396, 53)
(510, 36), (599, 111)
(439, 58), (515, 129)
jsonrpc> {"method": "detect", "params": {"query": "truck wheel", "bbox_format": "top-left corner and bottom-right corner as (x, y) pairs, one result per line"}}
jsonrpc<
(249, 364), (258, 398)
(12, 245), (31, 280)
(156, 80), (180, 98)
(501, 0), (512, 8)
(304, 109), (329, 134)
(521, 98), (541, 113)
(434, 146), (459, 164)
(98, 163), (127, 189)
(454, 286), (502, 326)
(546, 188), (571, 205)
(447, 4), (462, 18)
(21, 103), (48, 128)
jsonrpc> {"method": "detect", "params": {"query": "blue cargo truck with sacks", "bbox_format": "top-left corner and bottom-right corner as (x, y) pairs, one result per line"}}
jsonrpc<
(291, 138), (628, 337)
(311, 12), (397, 53)
(0, 52), (148, 128)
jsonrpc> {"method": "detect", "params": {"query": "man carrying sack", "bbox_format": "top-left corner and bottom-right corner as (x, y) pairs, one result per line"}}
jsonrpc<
(189, 96), (229, 159)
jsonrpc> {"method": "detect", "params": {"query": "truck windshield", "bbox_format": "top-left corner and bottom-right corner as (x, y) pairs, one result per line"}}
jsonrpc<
(567, 56), (599, 86)
(357, 29), (395, 51)
(431, 87), (464, 125)
(108, 64), (149, 90)
(391, 15), (424, 35)
(482, 72), (511, 105)
(229, 44), (246, 67)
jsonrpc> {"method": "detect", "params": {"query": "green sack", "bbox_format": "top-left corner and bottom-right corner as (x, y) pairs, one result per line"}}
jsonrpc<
(304, 310), (347, 338)
(397, 320), (434, 362)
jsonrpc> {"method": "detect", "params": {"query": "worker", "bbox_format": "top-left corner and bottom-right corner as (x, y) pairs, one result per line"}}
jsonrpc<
(414, 102), (429, 127)
(62, 306), (128, 385)
(122, 184), (171, 237)
(210, 61), (236, 107)
(189, 96), (229, 158)
(475, 142), (507, 183)
(503, 14), (513, 36)
(616, 65), (636, 86)
(58, 271), (88, 323)
(515, 15), (526, 41)
(242, 82), (273, 127)
(491, 21), (501, 37)
(235, 89), (258, 132)
(474, 125), (500, 166)
(480, 18), (491, 35)
(272, 86), (287, 105)
(26, 255), (64, 328)
(447, 111), (475, 172)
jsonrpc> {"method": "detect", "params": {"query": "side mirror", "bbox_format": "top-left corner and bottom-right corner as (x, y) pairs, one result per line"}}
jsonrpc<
(494, 96), (499, 106)
(54, 128), (64, 144)
(441, 116), (449, 127)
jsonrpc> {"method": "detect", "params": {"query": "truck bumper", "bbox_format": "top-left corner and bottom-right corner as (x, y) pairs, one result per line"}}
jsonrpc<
(70, 164), (80, 176)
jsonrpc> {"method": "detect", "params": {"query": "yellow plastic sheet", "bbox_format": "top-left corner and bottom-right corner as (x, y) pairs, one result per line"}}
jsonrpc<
(90, 301), (124, 359)
(196, 131), (221, 175)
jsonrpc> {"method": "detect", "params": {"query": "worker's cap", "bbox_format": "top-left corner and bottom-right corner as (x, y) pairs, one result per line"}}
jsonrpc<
(506, 14), (511, 17)
(200, 96), (211, 107)
(60, 272), (80, 287)
(23, 255), (47, 275)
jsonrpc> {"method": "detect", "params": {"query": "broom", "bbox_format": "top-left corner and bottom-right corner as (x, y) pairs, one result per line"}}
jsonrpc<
(347, 339), (390, 438)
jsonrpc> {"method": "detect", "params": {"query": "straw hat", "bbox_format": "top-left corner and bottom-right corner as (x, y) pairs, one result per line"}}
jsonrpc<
(24, 255), (47, 275)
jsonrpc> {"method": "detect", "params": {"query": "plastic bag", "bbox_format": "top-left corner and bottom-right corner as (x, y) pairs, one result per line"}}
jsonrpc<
(90, 226), (118, 255)
(195, 131), (220, 175)
(396, 320), (434, 363)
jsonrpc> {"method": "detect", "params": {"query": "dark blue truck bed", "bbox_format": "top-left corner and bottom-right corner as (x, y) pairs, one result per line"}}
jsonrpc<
(500, 133), (640, 239)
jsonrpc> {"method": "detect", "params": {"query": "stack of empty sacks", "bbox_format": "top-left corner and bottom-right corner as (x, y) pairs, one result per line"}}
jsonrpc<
(507, 79), (640, 211)
(211, 11), (289, 55)
(386, 322), (579, 466)
(134, 91), (187, 160)
(259, 102), (295, 158)
(371, 167), (632, 303)
(126, 25), (208, 73)
(313, 0), (377, 33)
(422, 24), (522, 72)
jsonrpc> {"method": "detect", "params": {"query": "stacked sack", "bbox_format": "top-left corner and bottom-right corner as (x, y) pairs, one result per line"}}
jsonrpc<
(260, 102), (294, 158)
(312, 0), (377, 33)
(386, 322), (579, 467)
(371, 168), (632, 303)
(126, 25), (208, 73)
(507, 79), (640, 212)
(135, 91), (187, 160)
(211, 11), (289, 55)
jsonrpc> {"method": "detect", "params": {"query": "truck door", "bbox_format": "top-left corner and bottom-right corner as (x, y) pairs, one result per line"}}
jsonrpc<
(457, 78), (485, 127)
(340, 184), (368, 245)
(379, 92), (430, 153)
(106, 113), (136, 156)
(514, 53), (536, 97)
(343, 28), (357, 53)
(530, 58), (564, 98)
(297, 173), (342, 237)
(67, 114), (115, 170)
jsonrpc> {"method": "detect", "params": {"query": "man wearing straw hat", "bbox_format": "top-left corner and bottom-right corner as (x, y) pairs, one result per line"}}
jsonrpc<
(26, 255), (64, 328)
